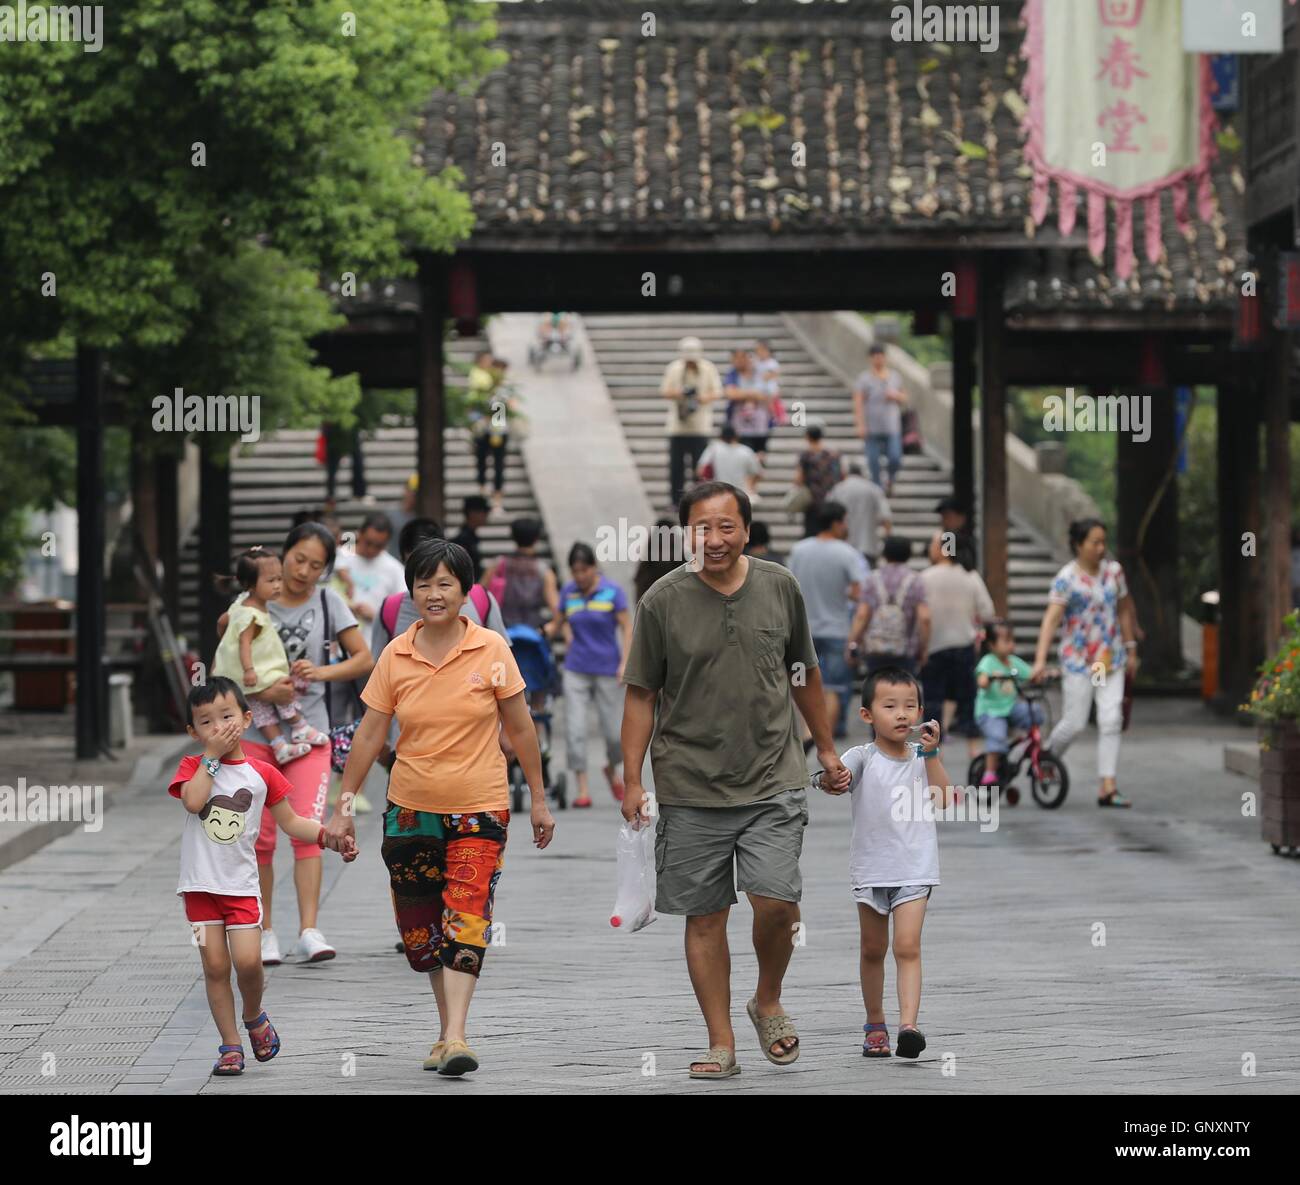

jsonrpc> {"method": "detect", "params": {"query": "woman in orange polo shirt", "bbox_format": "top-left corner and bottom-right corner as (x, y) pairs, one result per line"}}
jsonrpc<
(325, 538), (555, 1077)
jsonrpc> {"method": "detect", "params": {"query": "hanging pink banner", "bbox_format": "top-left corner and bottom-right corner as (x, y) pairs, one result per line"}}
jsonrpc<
(1021, 0), (1218, 279)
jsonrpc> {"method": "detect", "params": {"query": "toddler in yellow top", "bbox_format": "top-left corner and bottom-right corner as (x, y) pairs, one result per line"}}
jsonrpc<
(213, 547), (330, 765)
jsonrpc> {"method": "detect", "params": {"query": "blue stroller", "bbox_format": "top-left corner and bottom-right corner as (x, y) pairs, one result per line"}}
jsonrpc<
(506, 624), (567, 812)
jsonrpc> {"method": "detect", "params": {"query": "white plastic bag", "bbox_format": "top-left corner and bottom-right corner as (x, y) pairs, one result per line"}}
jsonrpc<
(610, 817), (657, 932)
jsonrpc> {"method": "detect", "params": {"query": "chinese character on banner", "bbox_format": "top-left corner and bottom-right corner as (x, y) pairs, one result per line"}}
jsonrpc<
(1022, 0), (1219, 279)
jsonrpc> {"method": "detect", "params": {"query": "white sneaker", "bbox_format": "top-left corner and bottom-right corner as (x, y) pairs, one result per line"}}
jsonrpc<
(292, 927), (336, 963)
(261, 929), (283, 966)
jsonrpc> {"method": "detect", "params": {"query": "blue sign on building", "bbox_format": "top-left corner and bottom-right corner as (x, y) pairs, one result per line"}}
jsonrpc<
(1209, 54), (1240, 112)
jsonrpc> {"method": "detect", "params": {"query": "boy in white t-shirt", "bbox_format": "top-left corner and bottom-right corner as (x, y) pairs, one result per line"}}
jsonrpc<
(169, 677), (357, 1077)
(815, 666), (955, 1060)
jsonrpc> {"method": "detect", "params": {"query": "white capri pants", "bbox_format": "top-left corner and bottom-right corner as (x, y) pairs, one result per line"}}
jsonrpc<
(1046, 669), (1125, 780)
(562, 668), (624, 774)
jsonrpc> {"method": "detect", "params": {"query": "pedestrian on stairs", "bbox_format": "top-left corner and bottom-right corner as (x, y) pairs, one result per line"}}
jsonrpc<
(853, 344), (907, 496)
(792, 424), (843, 538)
(660, 336), (722, 508)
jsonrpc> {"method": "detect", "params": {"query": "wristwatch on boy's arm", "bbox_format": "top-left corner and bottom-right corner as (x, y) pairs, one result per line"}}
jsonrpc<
(201, 756), (221, 778)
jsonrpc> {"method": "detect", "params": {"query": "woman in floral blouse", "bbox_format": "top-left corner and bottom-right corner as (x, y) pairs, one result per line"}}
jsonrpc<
(1030, 518), (1139, 807)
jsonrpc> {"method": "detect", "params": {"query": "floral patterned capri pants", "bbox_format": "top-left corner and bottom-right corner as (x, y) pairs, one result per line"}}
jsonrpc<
(381, 803), (508, 978)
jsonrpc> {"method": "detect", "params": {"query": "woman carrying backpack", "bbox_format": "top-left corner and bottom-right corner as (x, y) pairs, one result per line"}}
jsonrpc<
(849, 535), (931, 676)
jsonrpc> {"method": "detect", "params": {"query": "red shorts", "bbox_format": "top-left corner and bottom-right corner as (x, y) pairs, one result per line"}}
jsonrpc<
(183, 892), (263, 930)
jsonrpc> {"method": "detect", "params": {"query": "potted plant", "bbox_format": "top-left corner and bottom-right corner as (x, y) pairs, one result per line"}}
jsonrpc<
(1241, 611), (1300, 855)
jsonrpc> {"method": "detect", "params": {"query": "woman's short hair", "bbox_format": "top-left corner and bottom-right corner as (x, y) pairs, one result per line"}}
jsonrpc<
(405, 539), (475, 595)
(568, 541), (597, 570)
(1068, 517), (1106, 554)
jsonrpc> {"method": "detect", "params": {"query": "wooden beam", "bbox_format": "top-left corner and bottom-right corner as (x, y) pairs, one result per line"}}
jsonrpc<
(416, 263), (447, 523)
(75, 346), (107, 759)
(977, 257), (1008, 614)
(951, 317), (976, 524)
(1116, 390), (1181, 678)
(1264, 325), (1293, 644)
(197, 446), (231, 675)
(1215, 377), (1264, 709)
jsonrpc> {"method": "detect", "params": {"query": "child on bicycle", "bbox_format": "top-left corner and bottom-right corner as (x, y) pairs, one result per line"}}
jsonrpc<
(974, 619), (1043, 787)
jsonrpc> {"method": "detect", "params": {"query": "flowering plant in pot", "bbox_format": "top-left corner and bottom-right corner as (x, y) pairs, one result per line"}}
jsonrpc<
(1241, 611), (1300, 854)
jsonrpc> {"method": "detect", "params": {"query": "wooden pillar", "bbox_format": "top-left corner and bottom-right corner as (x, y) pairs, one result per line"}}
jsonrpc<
(1216, 378), (1264, 708)
(156, 452), (180, 625)
(1116, 389), (1181, 678)
(952, 317), (976, 526)
(198, 446), (231, 671)
(416, 262), (447, 524)
(1263, 326), (1292, 644)
(75, 346), (107, 759)
(977, 257), (1008, 614)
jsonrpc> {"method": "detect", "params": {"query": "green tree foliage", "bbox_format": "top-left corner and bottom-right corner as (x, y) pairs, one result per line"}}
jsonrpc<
(0, 0), (501, 584)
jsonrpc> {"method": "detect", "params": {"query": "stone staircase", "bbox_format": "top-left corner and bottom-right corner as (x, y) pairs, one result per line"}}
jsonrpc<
(177, 334), (549, 642)
(581, 312), (1060, 637)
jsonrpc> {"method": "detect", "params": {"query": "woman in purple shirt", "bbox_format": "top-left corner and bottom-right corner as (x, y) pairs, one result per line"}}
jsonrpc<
(552, 543), (633, 808)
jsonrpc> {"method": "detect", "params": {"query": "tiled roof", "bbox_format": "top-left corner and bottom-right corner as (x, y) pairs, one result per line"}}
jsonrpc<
(419, 0), (1245, 314)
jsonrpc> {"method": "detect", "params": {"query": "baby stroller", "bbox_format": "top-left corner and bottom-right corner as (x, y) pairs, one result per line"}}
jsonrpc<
(527, 313), (582, 371)
(506, 623), (567, 812)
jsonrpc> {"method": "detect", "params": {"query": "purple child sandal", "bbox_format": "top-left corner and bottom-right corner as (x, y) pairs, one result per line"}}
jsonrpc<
(213, 1045), (244, 1075)
(244, 1011), (280, 1062)
(863, 1022), (891, 1058)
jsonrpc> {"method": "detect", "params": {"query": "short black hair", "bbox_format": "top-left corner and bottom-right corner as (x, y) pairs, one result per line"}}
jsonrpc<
(868, 343), (886, 356)
(463, 495), (490, 515)
(804, 424), (824, 443)
(881, 535), (912, 564)
(510, 517), (542, 548)
(360, 512), (393, 538)
(678, 481), (752, 530)
(399, 517), (442, 562)
(816, 500), (848, 533)
(405, 538), (475, 595)
(861, 666), (924, 712)
(188, 676), (250, 725)
(721, 424), (738, 443)
(748, 520), (771, 548)
(568, 541), (597, 570)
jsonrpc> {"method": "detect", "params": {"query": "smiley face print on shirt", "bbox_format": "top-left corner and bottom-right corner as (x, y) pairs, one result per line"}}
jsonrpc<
(199, 789), (254, 845)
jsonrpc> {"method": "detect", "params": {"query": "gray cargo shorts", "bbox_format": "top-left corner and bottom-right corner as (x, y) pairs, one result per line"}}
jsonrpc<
(654, 788), (809, 917)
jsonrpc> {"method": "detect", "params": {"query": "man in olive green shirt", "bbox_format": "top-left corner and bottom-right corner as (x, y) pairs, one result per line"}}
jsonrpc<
(621, 483), (850, 1079)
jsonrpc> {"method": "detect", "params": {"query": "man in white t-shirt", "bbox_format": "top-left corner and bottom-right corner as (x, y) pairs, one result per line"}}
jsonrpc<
(334, 512), (407, 623)
(698, 426), (761, 498)
(660, 335), (722, 507)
